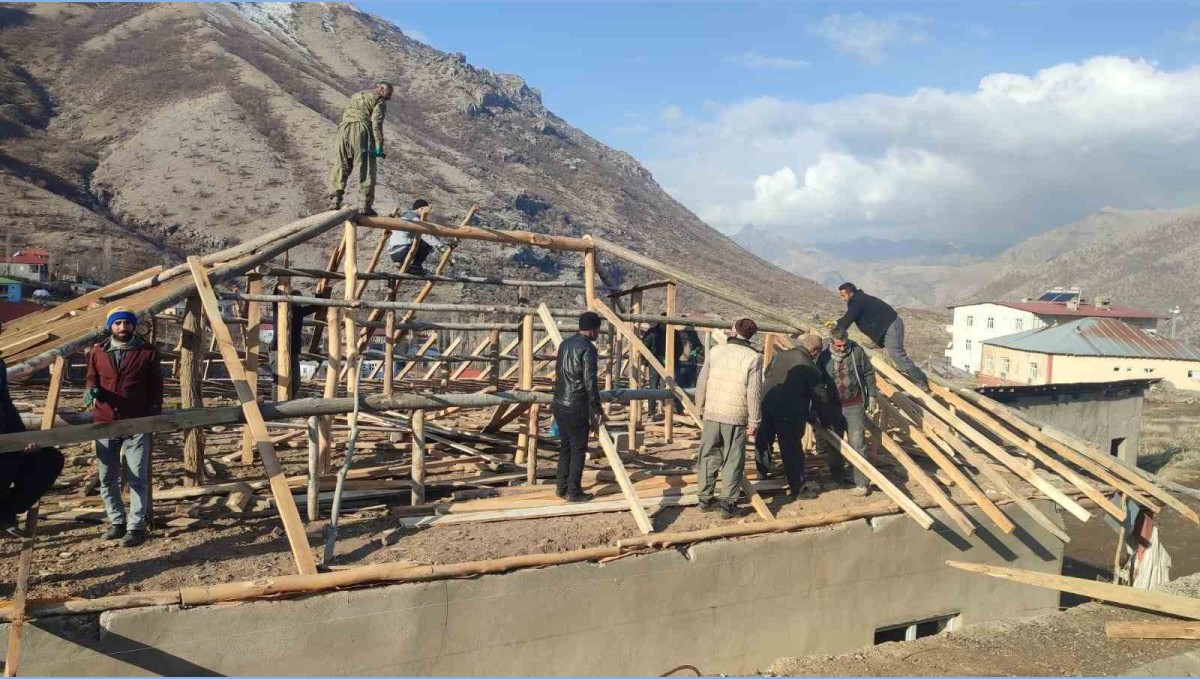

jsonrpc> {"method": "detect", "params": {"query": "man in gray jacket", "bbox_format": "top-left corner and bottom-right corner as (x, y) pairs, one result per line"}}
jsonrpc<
(816, 327), (877, 496)
(695, 318), (762, 518)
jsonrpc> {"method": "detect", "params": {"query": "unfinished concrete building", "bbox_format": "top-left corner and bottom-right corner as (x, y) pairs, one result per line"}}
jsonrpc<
(0, 207), (1193, 675)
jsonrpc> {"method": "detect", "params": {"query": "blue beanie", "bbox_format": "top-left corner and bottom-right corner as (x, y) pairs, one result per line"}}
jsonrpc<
(106, 307), (138, 329)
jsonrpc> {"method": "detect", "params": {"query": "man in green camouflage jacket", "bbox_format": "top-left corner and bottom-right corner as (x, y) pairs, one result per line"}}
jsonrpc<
(328, 81), (392, 216)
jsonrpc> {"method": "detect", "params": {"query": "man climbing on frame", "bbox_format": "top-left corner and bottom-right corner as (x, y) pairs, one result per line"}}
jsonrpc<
(85, 307), (164, 547)
(831, 282), (929, 390)
(0, 321), (63, 538)
(388, 199), (449, 276)
(328, 81), (392, 216)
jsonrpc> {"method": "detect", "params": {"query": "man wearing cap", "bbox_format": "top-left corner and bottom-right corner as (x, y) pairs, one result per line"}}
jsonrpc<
(551, 311), (605, 502)
(694, 318), (762, 518)
(85, 307), (164, 547)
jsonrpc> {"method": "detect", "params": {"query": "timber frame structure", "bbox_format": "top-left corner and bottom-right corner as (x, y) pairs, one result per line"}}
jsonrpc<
(0, 206), (1196, 670)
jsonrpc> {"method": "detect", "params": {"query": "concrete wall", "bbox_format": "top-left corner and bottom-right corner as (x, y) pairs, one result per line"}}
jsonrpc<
(946, 304), (1042, 374)
(994, 389), (1143, 464)
(1053, 354), (1200, 392)
(6, 504), (1064, 677)
(980, 345), (1050, 386)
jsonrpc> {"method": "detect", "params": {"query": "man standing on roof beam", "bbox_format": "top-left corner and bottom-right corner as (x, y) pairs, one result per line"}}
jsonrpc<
(830, 282), (929, 390)
(327, 81), (392, 217)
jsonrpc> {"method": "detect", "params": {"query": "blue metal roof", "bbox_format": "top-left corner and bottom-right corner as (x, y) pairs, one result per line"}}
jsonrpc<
(983, 317), (1200, 361)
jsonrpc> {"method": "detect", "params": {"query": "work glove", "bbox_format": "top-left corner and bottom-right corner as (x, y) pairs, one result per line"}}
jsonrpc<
(372, 146), (386, 159)
(823, 320), (836, 330)
(84, 387), (101, 409)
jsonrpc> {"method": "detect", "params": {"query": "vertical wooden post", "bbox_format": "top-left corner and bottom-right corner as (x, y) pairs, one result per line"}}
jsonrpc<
(241, 275), (262, 464)
(4, 355), (66, 678)
(342, 220), (358, 390)
(383, 309), (395, 397)
(306, 416), (320, 522)
(180, 295), (205, 486)
(664, 282), (677, 444)
(628, 290), (643, 450)
(583, 247), (597, 306)
(526, 403), (540, 485)
(275, 301), (292, 401)
(763, 333), (775, 369)
(515, 314), (535, 465)
(411, 409), (426, 505)
(318, 307), (342, 474)
(488, 329), (501, 389)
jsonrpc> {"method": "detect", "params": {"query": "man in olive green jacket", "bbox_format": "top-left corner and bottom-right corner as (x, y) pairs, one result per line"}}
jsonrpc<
(328, 81), (392, 216)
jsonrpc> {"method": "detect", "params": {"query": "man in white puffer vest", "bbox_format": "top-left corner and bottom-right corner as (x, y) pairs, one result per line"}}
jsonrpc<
(694, 318), (762, 519)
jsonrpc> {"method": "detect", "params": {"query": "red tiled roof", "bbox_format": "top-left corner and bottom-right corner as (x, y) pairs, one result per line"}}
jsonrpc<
(3, 253), (49, 265)
(0, 301), (47, 324)
(993, 300), (1165, 320)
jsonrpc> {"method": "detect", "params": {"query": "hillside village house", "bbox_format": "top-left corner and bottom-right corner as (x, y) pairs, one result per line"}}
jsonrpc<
(0, 277), (23, 302)
(978, 317), (1200, 392)
(945, 289), (1164, 374)
(0, 248), (50, 282)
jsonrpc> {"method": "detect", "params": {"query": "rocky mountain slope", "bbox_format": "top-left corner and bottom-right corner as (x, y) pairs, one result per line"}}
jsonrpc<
(0, 2), (853, 329)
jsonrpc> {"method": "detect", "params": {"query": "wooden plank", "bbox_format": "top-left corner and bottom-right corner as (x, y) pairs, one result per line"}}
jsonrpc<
(948, 560), (1200, 620)
(318, 307), (342, 474)
(0, 332), (52, 358)
(305, 239), (344, 354)
(811, 425), (934, 529)
(421, 335), (462, 381)
(186, 257), (317, 575)
(275, 300), (292, 400)
(664, 281), (677, 444)
(1, 265), (163, 337)
(382, 310), (396, 396)
(1106, 620), (1200, 640)
(450, 334), (494, 381)
(241, 275), (262, 464)
(396, 332), (438, 381)
(872, 420), (975, 535)
(589, 300), (774, 521)
(525, 404), (540, 485)
(877, 394), (1016, 534)
(537, 304), (654, 534)
(956, 387), (1158, 512)
(400, 493), (698, 527)
(931, 383), (1124, 522)
(515, 314), (534, 465)
(583, 248), (597, 307)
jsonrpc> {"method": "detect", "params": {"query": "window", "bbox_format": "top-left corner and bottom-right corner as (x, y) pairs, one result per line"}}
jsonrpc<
(1110, 438), (1126, 458)
(1001, 358), (1011, 376)
(986, 357), (995, 373)
(986, 317), (995, 329)
(1014, 318), (1024, 331)
(1144, 368), (1155, 374)
(874, 615), (960, 644)
(965, 339), (972, 351)
(966, 315), (974, 327)
(1028, 362), (1038, 380)
(1113, 366), (1121, 371)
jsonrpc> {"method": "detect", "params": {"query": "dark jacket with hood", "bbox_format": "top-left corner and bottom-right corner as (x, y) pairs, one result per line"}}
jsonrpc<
(835, 290), (898, 347)
(85, 335), (164, 423)
(0, 359), (24, 435)
(553, 333), (602, 415)
(816, 340), (877, 409)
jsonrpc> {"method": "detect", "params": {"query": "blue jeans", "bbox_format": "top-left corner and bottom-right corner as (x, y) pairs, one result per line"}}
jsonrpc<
(96, 433), (151, 530)
(882, 317), (928, 389)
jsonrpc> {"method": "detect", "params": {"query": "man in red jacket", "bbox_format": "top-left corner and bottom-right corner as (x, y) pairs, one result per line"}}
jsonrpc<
(85, 307), (163, 547)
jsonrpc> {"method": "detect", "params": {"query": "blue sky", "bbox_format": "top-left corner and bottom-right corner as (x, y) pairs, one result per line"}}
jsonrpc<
(360, 2), (1200, 248)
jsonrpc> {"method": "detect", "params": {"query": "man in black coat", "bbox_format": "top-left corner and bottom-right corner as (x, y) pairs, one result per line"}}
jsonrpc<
(552, 312), (605, 502)
(755, 334), (828, 499)
(0, 343), (64, 537)
(834, 282), (928, 389)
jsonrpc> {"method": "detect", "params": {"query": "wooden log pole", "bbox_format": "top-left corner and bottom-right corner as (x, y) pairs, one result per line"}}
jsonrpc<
(179, 295), (205, 486)
(1106, 620), (1200, 640)
(664, 281), (677, 443)
(411, 409), (426, 505)
(241, 275), (262, 464)
(275, 301), (292, 401)
(318, 307), (342, 474)
(382, 310), (395, 397)
(515, 315), (534, 465)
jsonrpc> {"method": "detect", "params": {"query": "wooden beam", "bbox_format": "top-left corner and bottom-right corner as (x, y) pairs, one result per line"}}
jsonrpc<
(664, 282), (677, 444)
(382, 310), (395, 396)
(411, 409), (426, 505)
(186, 256), (317, 575)
(180, 295), (205, 486)
(583, 247), (597, 307)
(359, 212), (590, 251)
(275, 301), (292, 400)
(871, 420), (975, 535)
(948, 560), (1200, 620)
(515, 316), (535, 465)
(1106, 620), (1200, 640)
(318, 307), (342, 475)
(241, 275), (262, 464)
(811, 425), (934, 529)
(589, 299), (774, 521)
(397, 332), (438, 381)
(537, 304), (654, 534)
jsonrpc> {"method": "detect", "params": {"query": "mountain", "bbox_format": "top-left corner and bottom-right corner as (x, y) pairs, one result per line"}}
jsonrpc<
(0, 2), (856, 332)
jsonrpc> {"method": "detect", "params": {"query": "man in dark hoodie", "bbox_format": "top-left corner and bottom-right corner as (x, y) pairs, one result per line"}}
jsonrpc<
(85, 307), (163, 547)
(0, 321), (63, 537)
(817, 326), (877, 496)
(755, 333), (828, 500)
(834, 282), (928, 389)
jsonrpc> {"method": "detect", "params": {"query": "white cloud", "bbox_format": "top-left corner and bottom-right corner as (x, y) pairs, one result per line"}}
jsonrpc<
(659, 104), (686, 124)
(724, 52), (810, 70)
(809, 13), (926, 65)
(641, 57), (1200, 245)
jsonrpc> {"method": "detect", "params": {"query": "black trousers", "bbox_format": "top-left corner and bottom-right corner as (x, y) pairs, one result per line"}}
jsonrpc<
(674, 363), (697, 414)
(0, 447), (64, 517)
(754, 413), (806, 494)
(553, 404), (591, 495)
(390, 240), (433, 271)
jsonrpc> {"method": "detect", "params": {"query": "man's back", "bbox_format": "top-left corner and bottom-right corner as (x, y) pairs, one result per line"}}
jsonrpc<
(340, 90), (382, 124)
(762, 347), (825, 417)
(553, 333), (599, 409)
(698, 339), (761, 426)
(838, 291), (897, 346)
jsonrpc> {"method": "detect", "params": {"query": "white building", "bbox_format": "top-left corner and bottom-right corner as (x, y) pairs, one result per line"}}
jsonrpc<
(945, 290), (1164, 374)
